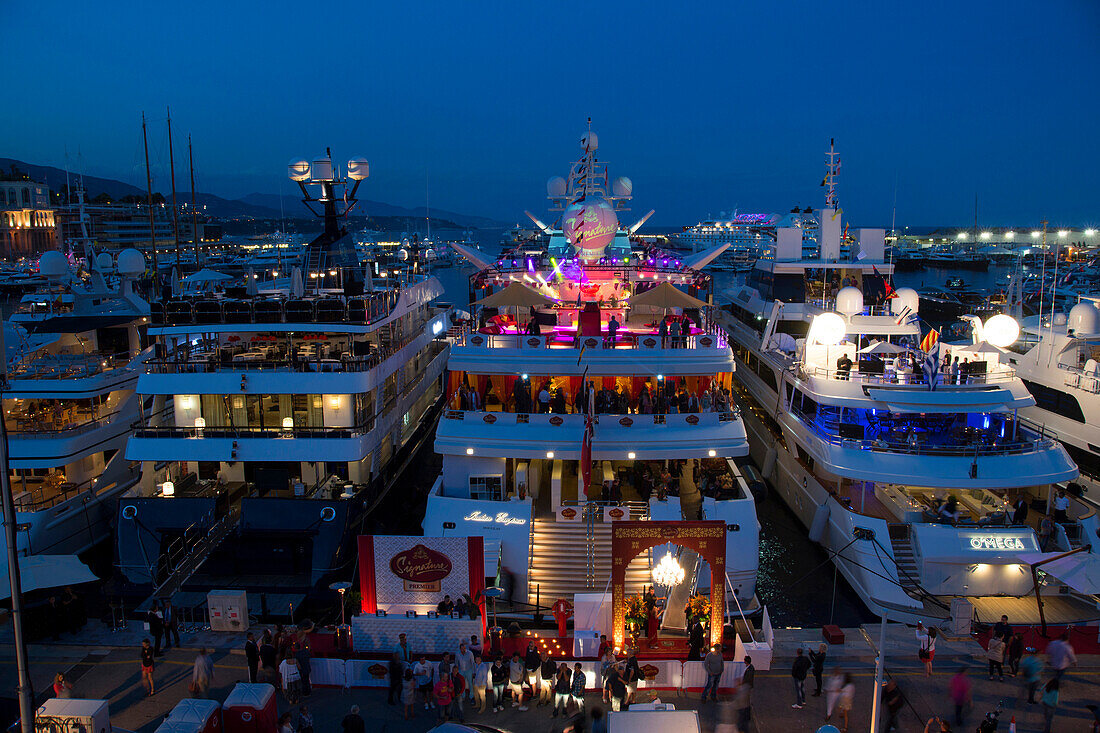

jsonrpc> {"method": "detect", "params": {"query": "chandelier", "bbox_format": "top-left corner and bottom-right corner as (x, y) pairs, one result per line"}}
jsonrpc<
(652, 552), (685, 588)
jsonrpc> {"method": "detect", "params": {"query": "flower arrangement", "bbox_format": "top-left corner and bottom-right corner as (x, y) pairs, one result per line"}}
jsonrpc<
(686, 594), (711, 623)
(624, 594), (647, 629)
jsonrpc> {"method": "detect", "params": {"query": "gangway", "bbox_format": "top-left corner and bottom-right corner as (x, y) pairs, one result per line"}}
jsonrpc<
(139, 507), (241, 608)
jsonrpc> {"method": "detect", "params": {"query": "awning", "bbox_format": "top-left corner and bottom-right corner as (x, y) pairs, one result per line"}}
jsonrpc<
(451, 242), (494, 271)
(865, 387), (1013, 413)
(0, 555), (98, 600)
(473, 282), (556, 308)
(682, 243), (730, 271)
(627, 282), (707, 309)
(1019, 551), (1100, 594)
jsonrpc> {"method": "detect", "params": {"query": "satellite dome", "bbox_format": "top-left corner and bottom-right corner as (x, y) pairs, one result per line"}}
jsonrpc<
(424, 248), (436, 260)
(835, 286), (864, 316)
(546, 176), (567, 198)
(310, 155), (334, 181)
(288, 158), (311, 182)
(117, 248), (146, 277)
(38, 251), (68, 279)
(892, 287), (919, 317)
(581, 130), (598, 152)
(95, 252), (113, 271)
(1053, 312), (1068, 326)
(612, 177), (633, 198)
(396, 248), (409, 262)
(1068, 302), (1100, 335)
(347, 157), (370, 181)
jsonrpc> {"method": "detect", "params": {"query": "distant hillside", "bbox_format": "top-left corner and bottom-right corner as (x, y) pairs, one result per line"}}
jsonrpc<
(237, 193), (504, 229)
(0, 157), (506, 228)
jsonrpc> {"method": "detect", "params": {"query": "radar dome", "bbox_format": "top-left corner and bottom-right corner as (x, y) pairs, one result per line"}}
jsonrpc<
(95, 252), (113, 271)
(546, 176), (567, 198)
(1053, 312), (1068, 326)
(581, 130), (598, 152)
(424, 248), (436, 260)
(288, 158), (311, 182)
(310, 155), (334, 181)
(835, 286), (864, 316)
(1068, 302), (1100, 335)
(612, 177), (632, 198)
(38, 251), (68, 279)
(396, 248), (409, 262)
(562, 199), (618, 262)
(117, 249), (146, 277)
(347, 157), (370, 181)
(891, 287), (919, 317)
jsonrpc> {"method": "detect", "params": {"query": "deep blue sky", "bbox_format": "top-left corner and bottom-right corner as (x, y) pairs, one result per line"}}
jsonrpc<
(3, 1), (1097, 227)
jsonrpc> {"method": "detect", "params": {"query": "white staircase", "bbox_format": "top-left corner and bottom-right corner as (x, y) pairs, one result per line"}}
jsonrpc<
(888, 527), (921, 594)
(528, 518), (651, 604)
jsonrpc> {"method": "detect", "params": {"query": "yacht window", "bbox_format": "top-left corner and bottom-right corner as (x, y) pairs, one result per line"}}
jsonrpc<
(469, 474), (503, 501)
(1022, 380), (1086, 423)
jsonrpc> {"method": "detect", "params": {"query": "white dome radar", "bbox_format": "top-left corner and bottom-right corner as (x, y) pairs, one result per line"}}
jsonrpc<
(581, 130), (598, 152)
(835, 286), (864, 316)
(612, 177), (633, 198)
(117, 248), (146, 277)
(38, 251), (68, 280)
(547, 176), (567, 198)
(1068, 302), (1100, 335)
(95, 252), (113, 271)
(891, 287), (919, 317)
(1053, 312), (1068, 326)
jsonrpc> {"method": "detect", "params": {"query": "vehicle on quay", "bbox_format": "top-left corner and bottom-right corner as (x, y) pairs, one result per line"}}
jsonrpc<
(422, 127), (762, 630)
(115, 150), (453, 605)
(714, 143), (1095, 626)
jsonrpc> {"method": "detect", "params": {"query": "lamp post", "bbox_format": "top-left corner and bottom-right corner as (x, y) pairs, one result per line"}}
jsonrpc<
(330, 581), (352, 650)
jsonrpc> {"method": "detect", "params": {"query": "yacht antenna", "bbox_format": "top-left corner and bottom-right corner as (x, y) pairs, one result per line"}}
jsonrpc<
(1049, 221), (1061, 366)
(167, 107), (181, 268)
(823, 138), (839, 209)
(1037, 219), (1048, 345)
(425, 170), (431, 243)
(188, 135), (200, 266)
(889, 171), (898, 265)
(0, 325), (36, 733)
(142, 112), (160, 297)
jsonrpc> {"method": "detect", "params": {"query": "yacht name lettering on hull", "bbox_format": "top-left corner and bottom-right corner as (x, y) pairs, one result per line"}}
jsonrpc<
(464, 510), (527, 526)
(968, 536), (1028, 551)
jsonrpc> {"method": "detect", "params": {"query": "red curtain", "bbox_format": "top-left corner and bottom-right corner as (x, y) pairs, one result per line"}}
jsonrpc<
(357, 536), (377, 613)
(467, 537), (487, 640)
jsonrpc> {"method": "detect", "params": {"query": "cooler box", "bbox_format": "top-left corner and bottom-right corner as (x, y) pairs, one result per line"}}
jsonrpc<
(822, 625), (845, 645)
(35, 699), (111, 733)
(222, 684), (276, 733)
(207, 590), (248, 632)
(165, 698), (221, 733)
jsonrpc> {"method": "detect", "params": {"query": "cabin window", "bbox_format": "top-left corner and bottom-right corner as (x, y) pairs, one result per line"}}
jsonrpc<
(1022, 380), (1086, 423)
(469, 474), (504, 501)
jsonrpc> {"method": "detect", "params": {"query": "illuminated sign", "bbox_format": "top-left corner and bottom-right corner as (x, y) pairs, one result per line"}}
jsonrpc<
(389, 544), (452, 591)
(967, 536), (1028, 551)
(464, 510), (527, 527)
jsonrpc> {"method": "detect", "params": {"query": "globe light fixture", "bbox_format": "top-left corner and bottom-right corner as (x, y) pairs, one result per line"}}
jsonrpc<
(983, 314), (1020, 348)
(810, 312), (846, 346)
(652, 552), (685, 588)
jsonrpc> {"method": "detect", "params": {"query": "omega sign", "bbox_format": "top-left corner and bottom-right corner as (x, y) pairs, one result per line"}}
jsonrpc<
(968, 536), (1027, 551)
(389, 544), (453, 592)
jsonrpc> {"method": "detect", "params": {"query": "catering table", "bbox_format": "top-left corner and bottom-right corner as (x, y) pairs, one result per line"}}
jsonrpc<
(874, 484), (925, 523)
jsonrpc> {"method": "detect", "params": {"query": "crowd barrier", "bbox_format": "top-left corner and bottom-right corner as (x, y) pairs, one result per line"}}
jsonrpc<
(308, 657), (751, 692)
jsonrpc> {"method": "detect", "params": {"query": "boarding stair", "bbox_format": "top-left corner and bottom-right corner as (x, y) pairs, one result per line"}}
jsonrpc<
(527, 510), (651, 606)
(144, 507), (241, 605)
(888, 524), (921, 594)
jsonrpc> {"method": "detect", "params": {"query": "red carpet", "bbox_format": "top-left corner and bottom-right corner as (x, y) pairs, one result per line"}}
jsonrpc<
(975, 624), (1100, 655)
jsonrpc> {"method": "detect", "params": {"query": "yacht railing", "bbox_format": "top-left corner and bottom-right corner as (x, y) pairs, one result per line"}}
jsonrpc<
(150, 290), (403, 327)
(442, 409), (741, 425)
(1057, 364), (1100, 394)
(134, 422), (373, 440)
(456, 327), (727, 351)
(795, 362), (1018, 386)
(9, 351), (134, 380)
(798, 415), (1057, 457)
(12, 475), (120, 512)
(7, 409), (124, 437)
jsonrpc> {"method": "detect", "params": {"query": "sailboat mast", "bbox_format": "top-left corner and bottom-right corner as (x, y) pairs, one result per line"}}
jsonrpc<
(142, 112), (160, 296)
(189, 135), (200, 266)
(167, 107), (181, 267)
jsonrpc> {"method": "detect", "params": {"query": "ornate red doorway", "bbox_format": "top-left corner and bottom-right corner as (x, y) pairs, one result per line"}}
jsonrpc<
(610, 520), (726, 649)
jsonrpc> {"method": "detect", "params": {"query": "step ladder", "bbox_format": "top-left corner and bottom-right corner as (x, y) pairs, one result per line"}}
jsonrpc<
(527, 518), (651, 605)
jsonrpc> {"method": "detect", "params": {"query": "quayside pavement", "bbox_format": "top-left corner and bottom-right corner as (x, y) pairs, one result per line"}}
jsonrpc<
(2, 622), (1098, 732)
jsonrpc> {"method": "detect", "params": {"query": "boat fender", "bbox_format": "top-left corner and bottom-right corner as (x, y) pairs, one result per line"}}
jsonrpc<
(809, 501), (831, 544)
(762, 446), (778, 479)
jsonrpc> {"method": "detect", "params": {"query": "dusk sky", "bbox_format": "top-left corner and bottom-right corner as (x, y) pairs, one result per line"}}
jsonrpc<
(3, 1), (1097, 227)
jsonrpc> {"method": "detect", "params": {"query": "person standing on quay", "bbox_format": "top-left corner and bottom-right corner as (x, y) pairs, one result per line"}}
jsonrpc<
(702, 644), (723, 702)
(472, 654), (490, 714)
(1019, 646), (1042, 703)
(191, 648), (214, 698)
(163, 600), (180, 650)
(949, 667), (971, 728)
(140, 639), (155, 696)
(916, 623), (937, 677)
(883, 679), (904, 732)
(986, 634), (1006, 681)
(791, 647), (811, 709)
(1040, 678), (1060, 733)
(148, 601), (165, 657)
(1006, 632), (1024, 677)
(455, 641), (475, 703)
(244, 632), (260, 683)
(809, 643), (827, 696)
(387, 652), (404, 705)
(1046, 631), (1077, 681)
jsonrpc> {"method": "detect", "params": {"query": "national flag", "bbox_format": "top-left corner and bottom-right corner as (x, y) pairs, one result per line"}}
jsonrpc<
(894, 305), (917, 326)
(920, 328), (939, 353)
(923, 337), (941, 391)
(874, 266), (896, 299)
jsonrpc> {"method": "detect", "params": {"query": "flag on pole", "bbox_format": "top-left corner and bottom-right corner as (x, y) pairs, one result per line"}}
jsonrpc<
(874, 265), (896, 299)
(923, 336), (941, 391)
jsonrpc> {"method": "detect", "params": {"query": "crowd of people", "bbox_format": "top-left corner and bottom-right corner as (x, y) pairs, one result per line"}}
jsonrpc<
(456, 375), (734, 416)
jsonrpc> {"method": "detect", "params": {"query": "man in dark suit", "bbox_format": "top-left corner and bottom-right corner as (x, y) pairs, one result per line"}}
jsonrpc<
(163, 600), (181, 650)
(244, 632), (260, 683)
(688, 619), (705, 661)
